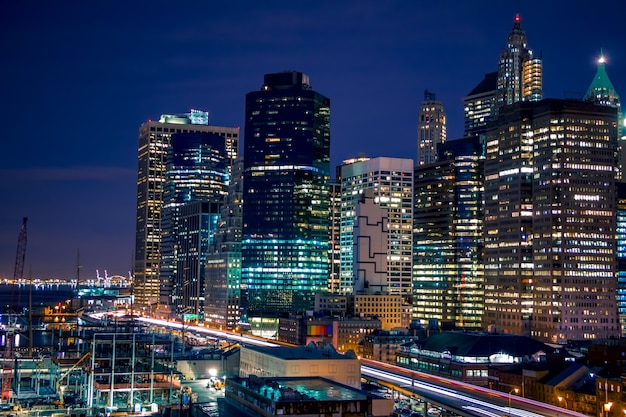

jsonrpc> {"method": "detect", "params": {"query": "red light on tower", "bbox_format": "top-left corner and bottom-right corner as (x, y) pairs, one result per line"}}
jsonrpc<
(515, 13), (521, 22)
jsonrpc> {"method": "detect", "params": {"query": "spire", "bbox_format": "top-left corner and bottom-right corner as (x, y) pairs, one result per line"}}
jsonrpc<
(585, 50), (620, 108)
(507, 13), (527, 48)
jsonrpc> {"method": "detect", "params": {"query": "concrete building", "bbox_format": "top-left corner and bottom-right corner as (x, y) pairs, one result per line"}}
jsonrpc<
(239, 343), (361, 389)
(354, 294), (410, 331)
(360, 329), (418, 365)
(277, 316), (381, 354)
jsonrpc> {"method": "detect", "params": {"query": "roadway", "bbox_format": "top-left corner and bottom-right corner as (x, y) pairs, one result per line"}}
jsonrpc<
(133, 316), (587, 417)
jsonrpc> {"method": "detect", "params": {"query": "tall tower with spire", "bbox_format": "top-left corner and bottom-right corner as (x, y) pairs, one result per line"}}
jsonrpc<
(585, 51), (623, 175)
(496, 14), (542, 113)
(417, 90), (447, 166)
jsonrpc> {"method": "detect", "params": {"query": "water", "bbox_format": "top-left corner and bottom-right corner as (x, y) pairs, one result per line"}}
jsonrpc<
(0, 283), (74, 313)
(0, 283), (74, 348)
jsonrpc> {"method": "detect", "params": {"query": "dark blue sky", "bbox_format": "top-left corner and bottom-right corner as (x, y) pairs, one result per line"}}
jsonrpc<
(1, 1), (624, 279)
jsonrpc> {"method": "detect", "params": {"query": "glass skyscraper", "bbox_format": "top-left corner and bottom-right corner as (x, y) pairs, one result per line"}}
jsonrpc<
(413, 137), (484, 329)
(241, 71), (331, 319)
(161, 131), (229, 315)
(134, 111), (238, 312)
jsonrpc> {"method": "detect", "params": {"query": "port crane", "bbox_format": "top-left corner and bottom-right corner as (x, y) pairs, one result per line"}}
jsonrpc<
(55, 352), (91, 408)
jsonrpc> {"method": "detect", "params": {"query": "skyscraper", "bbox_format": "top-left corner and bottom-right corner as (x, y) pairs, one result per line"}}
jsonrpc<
(134, 111), (239, 311)
(463, 72), (497, 138)
(585, 52), (623, 177)
(416, 90), (447, 166)
(241, 71), (331, 320)
(413, 137), (484, 329)
(484, 99), (619, 342)
(339, 157), (414, 296)
(328, 181), (342, 294)
(160, 131), (229, 314)
(205, 158), (244, 330)
(495, 14), (542, 112)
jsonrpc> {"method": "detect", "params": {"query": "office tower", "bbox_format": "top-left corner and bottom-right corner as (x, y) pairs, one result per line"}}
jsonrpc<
(134, 111), (239, 311)
(160, 131), (229, 315)
(617, 183), (626, 337)
(339, 157), (414, 296)
(484, 99), (619, 342)
(495, 14), (542, 112)
(241, 71), (331, 321)
(205, 158), (244, 330)
(328, 181), (342, 293)
(417, 90), (447, 166)
(413, 137), (484, 329)
(463, 72), (497, 138)
(171, 201), (221, 317)
(584, 52), (624, 177)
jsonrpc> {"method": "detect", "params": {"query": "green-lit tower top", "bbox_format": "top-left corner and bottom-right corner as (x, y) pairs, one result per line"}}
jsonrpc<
(585, 51), (620, 109)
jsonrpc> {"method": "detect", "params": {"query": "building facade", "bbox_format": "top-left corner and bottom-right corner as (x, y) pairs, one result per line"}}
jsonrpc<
(495, 14), (542, 113)
(328, 181), (342, 293)
(339, 157), (414, 297)
(205, 158), (244, 330)
(417, 90), (447, 166)
(413, 137), (484, 330)
(484, 99), (619, 342)
(239, 344), (361, 389)
(463, 72), (497, 138)
(134, 111), (238, 311)
(160, 131), (230, 314)
(241, 72), (331, 320)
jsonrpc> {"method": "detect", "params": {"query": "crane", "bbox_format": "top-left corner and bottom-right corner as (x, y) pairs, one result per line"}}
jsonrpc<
(1, 217), (28, 402)
(13, 217), (28, 284)
(56, 352), (91, 408)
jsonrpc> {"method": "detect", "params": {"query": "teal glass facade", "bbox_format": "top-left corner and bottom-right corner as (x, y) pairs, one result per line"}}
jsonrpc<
(242, 72), (331, 317)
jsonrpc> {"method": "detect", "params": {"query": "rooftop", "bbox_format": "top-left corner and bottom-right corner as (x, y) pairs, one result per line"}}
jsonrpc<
(233, 375), (368, 403)
(243, 342), (358, 360)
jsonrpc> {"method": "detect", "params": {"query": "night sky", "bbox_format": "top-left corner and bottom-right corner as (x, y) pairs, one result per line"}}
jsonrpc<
(1, 1), (624, 279)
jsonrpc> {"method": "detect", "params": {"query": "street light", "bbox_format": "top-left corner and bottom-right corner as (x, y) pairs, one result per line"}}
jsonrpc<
(558, 395), (567, 409)
(508, 387), (519, 416)
(605, 402), (613, 417)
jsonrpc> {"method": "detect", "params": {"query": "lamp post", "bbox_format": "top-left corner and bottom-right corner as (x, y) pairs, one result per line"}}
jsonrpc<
(604, 401), (613, 417)
(558, 395), (567, 410)
(508, 387), (519, 417)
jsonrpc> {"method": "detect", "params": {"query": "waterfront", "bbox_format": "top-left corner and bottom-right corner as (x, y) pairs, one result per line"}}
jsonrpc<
(0, 283), (74, 314)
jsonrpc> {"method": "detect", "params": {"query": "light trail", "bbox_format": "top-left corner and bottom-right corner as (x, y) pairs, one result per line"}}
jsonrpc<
(129, 315), (587, 417)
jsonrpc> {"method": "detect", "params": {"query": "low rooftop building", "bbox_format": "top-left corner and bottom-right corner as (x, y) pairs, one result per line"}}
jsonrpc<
(240, 342), (361, 389)
(396, 331), (554, 387)
(225, 375), (393, 417)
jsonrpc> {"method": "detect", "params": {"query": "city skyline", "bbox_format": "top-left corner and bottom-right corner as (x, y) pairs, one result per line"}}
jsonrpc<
(1, 1), (625, 278)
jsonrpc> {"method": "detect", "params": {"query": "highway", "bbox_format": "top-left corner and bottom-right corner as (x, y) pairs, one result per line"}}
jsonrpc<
(132, 316), (587, 417)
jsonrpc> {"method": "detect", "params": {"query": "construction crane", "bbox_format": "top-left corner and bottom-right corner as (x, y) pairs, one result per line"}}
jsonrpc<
(13, 217), (28, 284)
(1, 217), (28, 403)
(55, 352), (90, 408)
